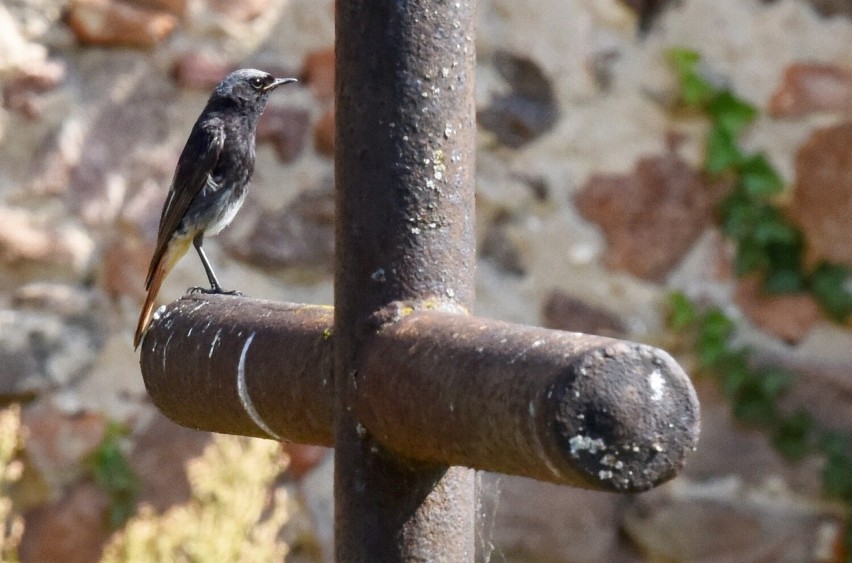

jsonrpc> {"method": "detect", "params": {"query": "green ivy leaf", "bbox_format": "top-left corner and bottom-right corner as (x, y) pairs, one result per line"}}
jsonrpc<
(823, 455), (852, 500)
(738, 154), (785, 197)
(720, 190), (758, 239)
(668, 292), (697, 331)
(666, 48), (716, 106)
(705, 124), (742, 174)
(707, 90), (758, 137)
(763, 269), (805, 293)
(820, 431), (852, 459)
(773, 410), (813, 461)
(752, 214), (798, 245)
(718, 356), (750, 398)
(697, 310), (736, 368)
(87, 422), (139, 529)
(734, 388), (777, 427)
(666, 47), (701, 75)
(681, 73), (715, 107)
(753, 366), (794, 399)
(733, 237), (769, 275)
(809, 262), (852, 322)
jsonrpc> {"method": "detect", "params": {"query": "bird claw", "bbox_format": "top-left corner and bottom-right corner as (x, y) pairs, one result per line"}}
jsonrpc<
(187, 286), (243, 297)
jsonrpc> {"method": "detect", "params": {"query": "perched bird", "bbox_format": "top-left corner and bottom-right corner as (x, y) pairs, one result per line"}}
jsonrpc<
(134, 69), (296, 348)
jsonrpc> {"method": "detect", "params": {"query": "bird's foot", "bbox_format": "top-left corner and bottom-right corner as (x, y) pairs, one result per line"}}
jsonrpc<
(187, 286), (243, 297)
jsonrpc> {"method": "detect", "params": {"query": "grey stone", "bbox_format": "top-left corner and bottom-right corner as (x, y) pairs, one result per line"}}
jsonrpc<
(0, 288), (105, 403)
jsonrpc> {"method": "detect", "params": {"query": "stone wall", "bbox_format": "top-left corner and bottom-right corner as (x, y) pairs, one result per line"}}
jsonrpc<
(0, 0), (850, 560)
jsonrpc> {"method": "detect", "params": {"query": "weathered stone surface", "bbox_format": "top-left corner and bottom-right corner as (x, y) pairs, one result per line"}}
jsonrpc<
(0, 5), (49, 75)
(171, 51), (231, 90)
(478, 473), (631, 563)
(20, 400), (106, 493)
(294, 452), (335, 562)
(541, 288), (627, 337)
(682, 381), (822, 495)
(12, 282), (98, 317)
(282, 443), (328, 480)
(66, 69), (174, 227)
(19, 481), (111, 563)
(623, 478), (842, 563)
(790, 121), (852, 268)
(100, 229), (152, 301)
(769, 63), (852, 117)
(757, 352), (852, 433)
(1, 59), (65, 119)
(734, 275), (822, 344)
(0, 206), (95, 282)
(478, 50), (559, 148)
(66, 0), (178, 48)
(133, 0), (186, 17)
(301, 47), (335, 101)
(224, 184), (334, 273)
(207, 0), (274, 22)
(802, 0), (852, 19)
(257, 106), (311, 163)
(0, 305), (104, 403)
(619, 0), (676, 33)
(129, 411), (211, 512)
(575, 152), (725, 282)
(314, 104), (335, 157)
(480, 210), (528, 276)
(620, 378), (842, 561)
(1, 0), (68, 40)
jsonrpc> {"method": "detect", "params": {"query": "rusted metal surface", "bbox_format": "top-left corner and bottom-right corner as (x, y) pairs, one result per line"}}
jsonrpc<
(139, 294), (699, 491)
(335, 0), (478, 560)
(139, 294), (334, 445)
(140, 293), (699, 492)
(359, 308), (700, 491)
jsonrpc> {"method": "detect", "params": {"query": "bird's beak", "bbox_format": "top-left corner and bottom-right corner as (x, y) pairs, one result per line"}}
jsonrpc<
(264, 77), (298, 91)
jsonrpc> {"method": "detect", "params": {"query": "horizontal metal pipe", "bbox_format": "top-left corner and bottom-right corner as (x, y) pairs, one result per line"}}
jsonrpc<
(356, 308), (700, 492)
(140, 296), (699, 492)
(139, 294), (334, 445)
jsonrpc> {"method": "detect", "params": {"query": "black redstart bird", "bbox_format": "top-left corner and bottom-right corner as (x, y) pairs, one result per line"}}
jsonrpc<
(134, 69), (296, 348)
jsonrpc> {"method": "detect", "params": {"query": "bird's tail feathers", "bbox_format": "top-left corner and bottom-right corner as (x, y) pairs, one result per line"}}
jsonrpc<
(134, 236), (192, 349)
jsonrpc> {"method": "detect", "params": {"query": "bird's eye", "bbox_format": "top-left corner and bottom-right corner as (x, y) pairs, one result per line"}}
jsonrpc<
(250, 77), (265, 90)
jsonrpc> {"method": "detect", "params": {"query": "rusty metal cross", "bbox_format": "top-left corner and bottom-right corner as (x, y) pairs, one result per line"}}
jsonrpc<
(139, 2), (700, 560)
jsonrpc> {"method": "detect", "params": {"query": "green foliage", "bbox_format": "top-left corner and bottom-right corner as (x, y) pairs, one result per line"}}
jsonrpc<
(667, 293), (852, 553)
(677, 296), (794, 428)
(772, 409), (813, 461)
(707, 91), (758, 138)
(87, 423), (139, 529)
(667, 291), (698, 331)
(0, 407), (23, 561)
(667, 47), (852, 322)
(666, 48), (715, 106)
(810, 263), (852, 322)
(821, 432), (852, 502)
(100, 434), (290, 563)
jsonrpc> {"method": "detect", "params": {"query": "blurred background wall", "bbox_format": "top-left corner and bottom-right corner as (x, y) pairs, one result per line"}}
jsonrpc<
(0, 0), (851, 561)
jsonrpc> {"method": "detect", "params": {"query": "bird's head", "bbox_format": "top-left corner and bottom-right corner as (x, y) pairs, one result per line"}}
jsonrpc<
(211, 69), (297, 113)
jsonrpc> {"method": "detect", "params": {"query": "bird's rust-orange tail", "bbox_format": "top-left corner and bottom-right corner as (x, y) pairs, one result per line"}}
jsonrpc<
(134, 237), (192, 349)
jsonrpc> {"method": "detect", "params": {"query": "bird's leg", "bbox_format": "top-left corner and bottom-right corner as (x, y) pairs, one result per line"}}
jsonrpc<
(188, 234), (242, 296)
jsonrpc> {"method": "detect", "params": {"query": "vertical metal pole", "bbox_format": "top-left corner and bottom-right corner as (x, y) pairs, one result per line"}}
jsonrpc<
(335, 0), (477, 560)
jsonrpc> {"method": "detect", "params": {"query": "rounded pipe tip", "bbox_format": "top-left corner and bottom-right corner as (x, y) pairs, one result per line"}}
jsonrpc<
(543, 342), (700, 491)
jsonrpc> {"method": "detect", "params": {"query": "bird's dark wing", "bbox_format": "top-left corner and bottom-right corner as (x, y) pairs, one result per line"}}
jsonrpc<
(146, 116), (225, 288)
